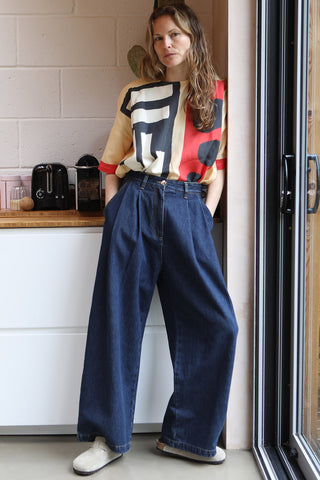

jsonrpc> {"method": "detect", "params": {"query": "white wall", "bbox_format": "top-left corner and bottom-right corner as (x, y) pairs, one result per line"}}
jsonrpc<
(210, 0), (256, 450)
(226, 0), (256, 449)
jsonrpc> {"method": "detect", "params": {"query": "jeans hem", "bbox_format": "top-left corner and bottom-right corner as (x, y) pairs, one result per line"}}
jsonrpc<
(160, 435), (217, 458)
(77, 433), (131, 454)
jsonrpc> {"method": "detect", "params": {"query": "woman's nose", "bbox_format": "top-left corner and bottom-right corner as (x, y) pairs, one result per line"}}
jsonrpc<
(163, 36), (172, 48)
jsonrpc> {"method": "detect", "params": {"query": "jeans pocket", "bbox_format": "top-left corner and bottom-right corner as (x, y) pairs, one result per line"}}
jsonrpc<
(104, 181), (129, 217)
(199, 198), (214, 229)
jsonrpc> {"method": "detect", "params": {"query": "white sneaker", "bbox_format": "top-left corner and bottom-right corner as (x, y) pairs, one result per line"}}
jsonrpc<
(73, 437), (122, 476)
(156, 439), (226, 464)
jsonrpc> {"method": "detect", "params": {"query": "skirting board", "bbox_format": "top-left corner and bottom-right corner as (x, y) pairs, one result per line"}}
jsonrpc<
(0, 424), (162, 435)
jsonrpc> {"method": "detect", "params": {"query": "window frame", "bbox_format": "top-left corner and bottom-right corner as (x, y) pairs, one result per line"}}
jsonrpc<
(253, 0), (307, 478)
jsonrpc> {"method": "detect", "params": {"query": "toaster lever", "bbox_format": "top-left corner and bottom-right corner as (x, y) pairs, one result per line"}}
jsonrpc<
(46, 164), (53, 194)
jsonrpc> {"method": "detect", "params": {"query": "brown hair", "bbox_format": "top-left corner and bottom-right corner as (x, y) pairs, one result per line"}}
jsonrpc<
(140, 4), (218, 131)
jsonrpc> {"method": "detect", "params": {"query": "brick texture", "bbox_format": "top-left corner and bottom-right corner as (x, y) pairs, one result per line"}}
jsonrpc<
(0, 121), (18, 167)
(62, 68), (134, 118)
(76, 0), (151, 17)
(0, 69), (60, 118)
(0, 0), (74, 14)
(0, 17), (16, 66)
(18, 17), (116, 66)
(20, 119), (114, 167)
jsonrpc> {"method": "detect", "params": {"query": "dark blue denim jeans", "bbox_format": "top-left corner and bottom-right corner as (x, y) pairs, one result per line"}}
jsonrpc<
(77, 172), (238, 458)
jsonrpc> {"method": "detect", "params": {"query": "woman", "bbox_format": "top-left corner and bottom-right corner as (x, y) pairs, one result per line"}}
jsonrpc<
(73, 4), (238, 476)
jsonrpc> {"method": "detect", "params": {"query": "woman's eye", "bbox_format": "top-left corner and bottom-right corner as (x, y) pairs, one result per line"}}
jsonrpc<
(154, 36), (162, 42)
(171, 32), (180, 38)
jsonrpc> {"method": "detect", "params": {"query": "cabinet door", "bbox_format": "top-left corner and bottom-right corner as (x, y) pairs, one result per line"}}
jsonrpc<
(0, 228), (102, 329)
(0, 329), (173, 428)
(0, 333), (87, 426)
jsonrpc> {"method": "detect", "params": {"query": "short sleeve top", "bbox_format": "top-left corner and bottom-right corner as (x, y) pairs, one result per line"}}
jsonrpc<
(99, 78), (227, 184)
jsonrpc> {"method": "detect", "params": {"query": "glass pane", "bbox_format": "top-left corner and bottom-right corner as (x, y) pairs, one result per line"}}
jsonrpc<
(304, 0), (320, 460)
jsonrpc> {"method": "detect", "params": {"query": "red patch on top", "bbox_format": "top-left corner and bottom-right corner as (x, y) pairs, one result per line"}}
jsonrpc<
(178, 80), (225, 182)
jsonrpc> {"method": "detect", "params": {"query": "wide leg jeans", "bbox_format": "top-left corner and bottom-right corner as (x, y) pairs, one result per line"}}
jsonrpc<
(77, 172), (238, 458)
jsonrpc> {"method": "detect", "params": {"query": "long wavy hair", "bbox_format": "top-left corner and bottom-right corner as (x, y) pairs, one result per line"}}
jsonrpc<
(140, 4), (218, 131)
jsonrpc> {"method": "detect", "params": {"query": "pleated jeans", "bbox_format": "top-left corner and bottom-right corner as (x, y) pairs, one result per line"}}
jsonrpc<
(77, 171), (238, 458)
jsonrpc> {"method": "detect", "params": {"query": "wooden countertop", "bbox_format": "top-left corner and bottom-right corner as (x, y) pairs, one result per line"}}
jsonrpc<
(0, 209), (105, 228)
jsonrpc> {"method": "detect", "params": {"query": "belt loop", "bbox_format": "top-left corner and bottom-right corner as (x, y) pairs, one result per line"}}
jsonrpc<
(184, 182), (189, 199)
(140, 174), (149, 190)
(201, 184), (208, 200)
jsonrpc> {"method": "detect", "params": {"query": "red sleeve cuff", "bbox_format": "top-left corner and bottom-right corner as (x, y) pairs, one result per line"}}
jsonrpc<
(216, 158), (226, 170)
(98, 162), (117, 174)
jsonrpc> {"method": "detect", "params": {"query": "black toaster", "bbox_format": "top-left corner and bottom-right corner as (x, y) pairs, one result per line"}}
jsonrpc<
(32, 163), (70, 210)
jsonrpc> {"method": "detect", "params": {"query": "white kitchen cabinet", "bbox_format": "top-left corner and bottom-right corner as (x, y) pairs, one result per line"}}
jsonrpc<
(0, 223), (222, 433)
(1, 229), (101, 330)
(0, 227), (172, 433)
(0, 329), (172, 429)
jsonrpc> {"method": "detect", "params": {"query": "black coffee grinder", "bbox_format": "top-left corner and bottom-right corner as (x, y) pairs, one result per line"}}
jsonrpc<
(75, 155), (101, 211)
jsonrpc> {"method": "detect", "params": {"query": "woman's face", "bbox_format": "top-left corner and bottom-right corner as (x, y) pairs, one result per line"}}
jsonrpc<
(152, 15), (191, 79)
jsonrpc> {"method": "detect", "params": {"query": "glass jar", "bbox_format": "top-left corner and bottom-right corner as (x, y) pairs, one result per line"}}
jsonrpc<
(10, 186), (29, 211)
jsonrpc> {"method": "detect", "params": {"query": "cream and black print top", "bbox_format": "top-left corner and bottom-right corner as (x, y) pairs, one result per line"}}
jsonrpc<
(99, 78), (227, 185)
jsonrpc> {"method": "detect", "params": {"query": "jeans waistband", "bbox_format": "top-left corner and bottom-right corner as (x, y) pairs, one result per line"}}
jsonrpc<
(124, 171), (207, 197)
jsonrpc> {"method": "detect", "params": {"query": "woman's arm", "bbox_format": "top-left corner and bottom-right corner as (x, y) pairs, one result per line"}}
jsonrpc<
(205, 169), (225, 217)
(104, 174), (121, 206)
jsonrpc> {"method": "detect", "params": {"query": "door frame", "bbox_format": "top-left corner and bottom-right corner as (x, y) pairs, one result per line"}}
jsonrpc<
(253, 0), (312, 478)
(290, 1), (320, 475)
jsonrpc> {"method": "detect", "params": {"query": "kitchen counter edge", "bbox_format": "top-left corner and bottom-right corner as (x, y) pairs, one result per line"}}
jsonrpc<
(0, 209), (105, 228)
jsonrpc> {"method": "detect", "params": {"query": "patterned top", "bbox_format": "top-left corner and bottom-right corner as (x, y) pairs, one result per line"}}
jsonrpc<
(99, 78), (227, 184)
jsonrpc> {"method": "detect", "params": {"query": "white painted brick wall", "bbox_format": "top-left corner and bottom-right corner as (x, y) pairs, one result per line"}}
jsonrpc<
(0, 121), (18, 168)
(0, 17), (16, 66)
(76, 0), (151, 17)
(18, 17), (116, 66)
(20, 119), (114, 168)
(0, 0), (215, 176)
(62, 68), (134, 117)
(0, 69), (60, 118)
(0, 0), (74, 15)
(117, 16), (149, 66)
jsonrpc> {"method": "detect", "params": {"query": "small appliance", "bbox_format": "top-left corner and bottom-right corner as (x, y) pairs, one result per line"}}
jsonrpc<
(32, 163), (69, 210)
(75, 155), (101, 211)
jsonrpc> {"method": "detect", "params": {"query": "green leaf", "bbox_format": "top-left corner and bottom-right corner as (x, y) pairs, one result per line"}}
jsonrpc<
(127, 45), (147, 77)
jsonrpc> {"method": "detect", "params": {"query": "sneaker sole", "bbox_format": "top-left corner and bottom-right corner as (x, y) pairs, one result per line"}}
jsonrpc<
(73, 453), (123, 476)
(156, 441), (225, 465)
